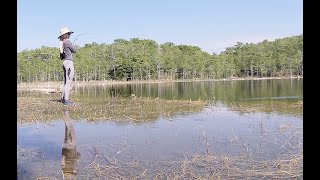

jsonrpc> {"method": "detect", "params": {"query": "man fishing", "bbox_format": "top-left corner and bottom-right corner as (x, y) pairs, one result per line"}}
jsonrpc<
(58, 27), (77, 106)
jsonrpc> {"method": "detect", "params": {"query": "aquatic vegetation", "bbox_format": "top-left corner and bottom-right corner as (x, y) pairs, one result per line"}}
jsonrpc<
(17, 95), (209, 123)
(17, 80), (303, 179)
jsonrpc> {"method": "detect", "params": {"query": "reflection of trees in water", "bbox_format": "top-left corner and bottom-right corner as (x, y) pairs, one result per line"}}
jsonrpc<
(61, 110), (80, 180)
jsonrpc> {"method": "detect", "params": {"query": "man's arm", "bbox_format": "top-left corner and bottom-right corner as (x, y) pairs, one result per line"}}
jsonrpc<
(65, 39), (77, 53)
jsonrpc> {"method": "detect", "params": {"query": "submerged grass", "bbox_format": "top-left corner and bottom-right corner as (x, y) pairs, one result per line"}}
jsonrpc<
(18, 137), (302, 179)
(229, 100), (303, 116)
(75, 152), (302, 179)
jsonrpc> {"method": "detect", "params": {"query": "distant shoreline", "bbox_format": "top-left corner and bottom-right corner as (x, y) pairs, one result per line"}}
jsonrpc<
(17, 76), (303, 93)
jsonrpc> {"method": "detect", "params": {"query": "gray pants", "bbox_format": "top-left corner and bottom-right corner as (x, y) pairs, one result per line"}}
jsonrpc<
(61, 60), (74, 101)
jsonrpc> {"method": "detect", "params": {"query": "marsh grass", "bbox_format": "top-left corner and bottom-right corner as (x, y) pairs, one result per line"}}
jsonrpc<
(17, 94), (209, 123)
(24, 145), (301, 179)
(18, 108), (303, 179)
(17, 83), (303, 179)
(75, 152), (302, 179)
(20, 133), (302, 179)
(17, 91), (303, 123)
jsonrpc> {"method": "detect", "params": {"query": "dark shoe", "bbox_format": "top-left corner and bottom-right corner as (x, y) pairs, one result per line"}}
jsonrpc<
(63, 100), (75, 106)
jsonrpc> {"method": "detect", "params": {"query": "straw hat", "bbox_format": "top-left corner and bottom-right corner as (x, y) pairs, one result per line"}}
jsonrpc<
(58, 27), (74, 39)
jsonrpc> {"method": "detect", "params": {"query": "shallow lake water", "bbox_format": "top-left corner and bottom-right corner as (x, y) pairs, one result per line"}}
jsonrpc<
(17, 79), (303, 179)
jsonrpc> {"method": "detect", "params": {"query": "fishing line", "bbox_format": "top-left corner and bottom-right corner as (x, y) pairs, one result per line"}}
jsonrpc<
(72, 33), (96, 46)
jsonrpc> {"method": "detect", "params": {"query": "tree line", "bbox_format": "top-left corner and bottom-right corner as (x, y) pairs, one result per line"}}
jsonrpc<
(17, 34), (303, 83)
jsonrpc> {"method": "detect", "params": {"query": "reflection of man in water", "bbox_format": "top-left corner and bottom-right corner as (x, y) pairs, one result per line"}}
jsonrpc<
(61, 109), (80, 180)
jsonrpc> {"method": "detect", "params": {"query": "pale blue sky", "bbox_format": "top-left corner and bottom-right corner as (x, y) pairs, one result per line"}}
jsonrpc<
(17, 0), (303, 54)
